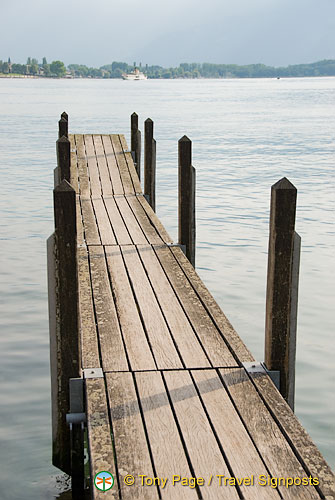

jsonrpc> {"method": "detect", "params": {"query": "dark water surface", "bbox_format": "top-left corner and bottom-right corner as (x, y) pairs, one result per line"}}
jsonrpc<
(0, 77), (334, 498)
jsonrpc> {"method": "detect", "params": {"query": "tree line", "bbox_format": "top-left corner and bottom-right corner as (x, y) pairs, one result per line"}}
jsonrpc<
(1, 57), (335, 79)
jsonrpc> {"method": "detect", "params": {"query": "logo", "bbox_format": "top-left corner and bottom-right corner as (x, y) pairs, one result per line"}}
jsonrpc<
(94, 471), (114, 492)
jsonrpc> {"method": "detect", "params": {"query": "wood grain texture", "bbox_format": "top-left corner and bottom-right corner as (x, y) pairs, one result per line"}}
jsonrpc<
(93, 135), (113, 197)
(84, 134), (101, 198)
(137, 195), (173, 244)
(164, 370), (239, 500)
(114, 196), (147, 244)
(103, 197), (132, 245)
(219, 368), (320, 499)
(92, 198), (116, 245)
(127, 196), (163, 245)
(105, 246), (156, 371)
(74, 134), (90, 199)
(111, 134), (134, 194)
(250, 371), (335, 500)
(69, 134), (79, 193)
(106, 372), (158, 499)
(86, 377), (120, 500)
(119, 134), (142, 194)
(81, 198), (101, 245)
(121, 246), (183, 369)
(77, 247), (100, 369)
(171, 246), (255, 362)
(102, 135), (124, 195)
(191, 369), (280, 500)
(135, 371), (197, 499)
(138, 245), (210, 368)
(89, 246), (128, 371)
(155, 246), (237, 367)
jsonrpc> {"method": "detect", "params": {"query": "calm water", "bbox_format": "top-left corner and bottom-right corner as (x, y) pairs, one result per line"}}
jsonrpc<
(0, 77), (334, 498)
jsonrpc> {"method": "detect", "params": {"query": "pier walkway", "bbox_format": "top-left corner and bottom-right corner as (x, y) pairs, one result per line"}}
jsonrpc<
(49, 131), (334, 500)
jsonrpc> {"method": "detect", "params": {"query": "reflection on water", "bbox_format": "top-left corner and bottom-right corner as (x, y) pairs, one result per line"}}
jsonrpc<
(0, 77), (334, 498)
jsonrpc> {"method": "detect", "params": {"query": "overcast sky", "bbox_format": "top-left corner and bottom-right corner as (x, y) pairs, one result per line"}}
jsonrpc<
(1, 0), (334, 67)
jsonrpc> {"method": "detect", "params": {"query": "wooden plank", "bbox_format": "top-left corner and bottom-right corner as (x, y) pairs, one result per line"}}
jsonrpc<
(105, 246), (156, 371)
(92, 198), (116, 245)
(84, 134), (101, 198)
(104, 197), (132, 246)
(74, 134), (90, 199)
(138, 245), (210, 368)
(86, 377), (120, 500)
(164, 370), (239, 500)
(76, 195), (85, 246)
(111, 134), (134, 194)
(77, 247), (100, 369)
(89, 246), (128, 371)
(93, 135), (113, 197)
(121, 246), (182, 369)
(250, 371), (335, 499)
(69, 134), (79, 193)
(127, 196), (164, 245)
(171, 246), (255, 362)
(102, 135), (124, 195)
(106, 372), (158, 499)
(119, 134), (142, 194)
(137, 195), (173, 244)
(114, 196), (147, 244)
(155, 246), (237, 367)
(219, 368), (320, 499)
(135, 371), (197, 499)
(81, 198), (101, 245)
(191, 369), (280, 500)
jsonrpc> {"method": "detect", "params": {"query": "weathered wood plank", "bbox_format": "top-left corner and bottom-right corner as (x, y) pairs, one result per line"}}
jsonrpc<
(74, 134), (90, 199)
(84, 134), (101, 198)
(102, 135), (124, 195)
(105, 246), (156, 371)
(114, 196), (147, 244)
(155, 246), (237, 367)
(103, 197), (132, 246)
(81, 198), (101, 245)
(127, 196), (164, 245)
(250, 371), (335, 500)
(86, 377), (119, 500)
(69, 134), (79, 194)
(106, 372), (158, 499)
(93, 135), (114, 197)
(92, 198), (116, 245)
(121, 246), (183, 369)
(137, 195), (173, 244)
(135, 371), (197, 499)
(219, 368), (320, 499)
(138, 245), (210, 368)
(171, 246), (255, 362)
(119, 134), (142, 194)
(191, 369), (280, 500)
(89, 246), (128, 371)
(164, 370), (239, 500)
(77, 247), (100, 369)
(111, 134), (134, 194)
(76, 195), (85, 246)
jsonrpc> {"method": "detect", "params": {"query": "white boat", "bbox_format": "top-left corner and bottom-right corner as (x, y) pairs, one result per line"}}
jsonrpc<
(122, 68), (147, 80)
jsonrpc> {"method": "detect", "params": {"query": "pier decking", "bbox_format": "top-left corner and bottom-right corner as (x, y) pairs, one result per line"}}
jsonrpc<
(49, 130), (334, 499)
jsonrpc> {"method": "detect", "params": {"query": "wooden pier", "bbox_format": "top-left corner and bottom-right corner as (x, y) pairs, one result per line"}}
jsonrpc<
(48, 116), (334, 499)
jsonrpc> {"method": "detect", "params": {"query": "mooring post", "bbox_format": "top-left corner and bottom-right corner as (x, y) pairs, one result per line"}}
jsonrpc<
(56, 135), (71, 183)
(53, 179), (79, 474)
(58, 117), (68, 139)
(144, 118), (156, 211)
(264, 177), (299, 410)
(178, 136), (196, 266)
(131, 112), (141, 179)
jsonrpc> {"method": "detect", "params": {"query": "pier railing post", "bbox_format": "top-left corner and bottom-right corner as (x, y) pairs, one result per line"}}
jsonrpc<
(56, 135), (71, 183)
(58, 116), (68, 139)
(264, 177), (300, 410)
(178, 136), (196, 266)
(144, 118), (156, 211)
(53, 179), (79, 474)
(131, 112), (141, 179)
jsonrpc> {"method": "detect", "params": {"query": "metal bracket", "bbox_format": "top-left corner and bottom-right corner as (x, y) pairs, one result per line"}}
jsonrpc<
(242, 361), (280, 391)
(83, 367), (103, 379)
(66, 377), (86, 427)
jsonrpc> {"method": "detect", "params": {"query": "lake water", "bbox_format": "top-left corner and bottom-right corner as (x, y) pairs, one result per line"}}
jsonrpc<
(0, 77), (334, 498)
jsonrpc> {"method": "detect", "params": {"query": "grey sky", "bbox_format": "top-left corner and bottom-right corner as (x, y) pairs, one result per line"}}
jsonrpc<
(1, 0), (334, 67)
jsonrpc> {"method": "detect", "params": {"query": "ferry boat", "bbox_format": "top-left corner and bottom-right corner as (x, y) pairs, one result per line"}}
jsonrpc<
(122, 68), (147, 80)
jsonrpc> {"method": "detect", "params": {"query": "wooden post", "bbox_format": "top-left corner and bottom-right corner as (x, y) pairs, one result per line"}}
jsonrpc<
(61, 111), (68, 121)
(58, 117), (68, 139)
(265, 177), (298, 408)
(144, 118), (156, 211)
(131, 112), (141, 179)
(56, 136), (71, 183)
(53, 179), (79, 474)
(178, 136), (196, 266)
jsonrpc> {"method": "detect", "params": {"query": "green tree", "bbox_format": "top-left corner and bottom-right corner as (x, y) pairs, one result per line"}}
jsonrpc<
(50, 60), (66, 77)
(27, 57), (31, 65)
(42, 57), (47, 65)
(2, 62), (10, 74)
(30, 63), (39, 75)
